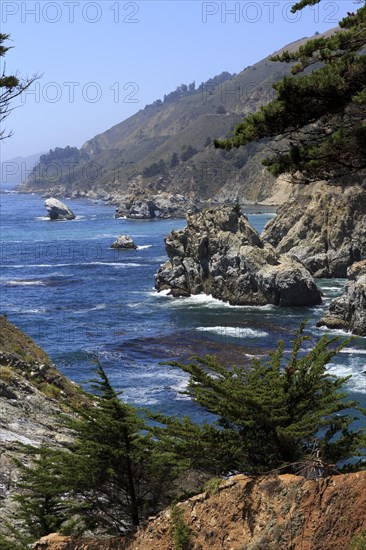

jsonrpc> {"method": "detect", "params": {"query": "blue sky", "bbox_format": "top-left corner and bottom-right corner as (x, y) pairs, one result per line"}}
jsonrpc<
(0, 0), (358, 160)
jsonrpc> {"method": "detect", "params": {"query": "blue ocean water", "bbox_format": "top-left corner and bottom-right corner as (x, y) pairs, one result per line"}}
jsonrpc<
(0, 192), (365, 425)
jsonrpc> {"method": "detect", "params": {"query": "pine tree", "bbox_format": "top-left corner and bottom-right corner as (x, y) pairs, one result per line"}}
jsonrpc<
(170, 152), (180, 168)
(14, 363), (185, 537)
(214, 1), (366, 182)
(151, 324), (366, 475)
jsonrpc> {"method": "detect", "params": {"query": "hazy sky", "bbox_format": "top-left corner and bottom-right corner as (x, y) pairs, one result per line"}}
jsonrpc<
(1, 0), (358, 160)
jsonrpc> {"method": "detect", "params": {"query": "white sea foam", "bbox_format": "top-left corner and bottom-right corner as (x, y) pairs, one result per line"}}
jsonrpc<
(2, 262), (147, 269)
(317, 325), (353, 337)
(339, 348), (366, 355)
(196, 326), (268, 338)
(137, 245), (152, 250)
(327, 362), (366, 393)
(73, 303), (107, 313)
(154, 290), (276, 311)
(321, 286), (344, 292)
(7, 306), (47, 314)
(7, 279), (47, 286)
(171, 377), (190, 400)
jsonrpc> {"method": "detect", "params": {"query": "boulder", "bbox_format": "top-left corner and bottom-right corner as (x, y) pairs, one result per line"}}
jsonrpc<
(110, 235), (137, 249)
(44, 198), (75, 220)
(262, 184), (366, 277)
(128, 200), (156, 219)
(317, 275), (366, 336)
(155, 206), (322, 307)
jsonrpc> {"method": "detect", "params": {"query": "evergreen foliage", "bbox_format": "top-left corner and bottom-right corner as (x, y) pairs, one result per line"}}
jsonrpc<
(180, 146), (198, 162)
(143, 159), (167, 177)
(10, 330), (366, 541)
(215, 0), (366, 181)
(151, 324), (366, 475)
(169, 503), (193, 550)
(14, 362), (185, 537)
(170, 152), (180, 168)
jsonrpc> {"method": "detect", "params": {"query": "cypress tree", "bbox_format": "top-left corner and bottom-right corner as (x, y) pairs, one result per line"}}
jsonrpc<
(214, 0), (366, 181)
(151, 324), (366, 475)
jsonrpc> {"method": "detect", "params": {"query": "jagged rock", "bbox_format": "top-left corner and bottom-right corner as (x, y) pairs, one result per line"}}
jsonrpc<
(347, 260), (366, 280)
(110, 235), (137, 249)
(155, 206), (321, 307)
(44, 198), (76, 220)
(262, 184), (366, 277)
(128, 200), (156, 219)
(317, 275), (366, 335)
(114, 192), (199, 219)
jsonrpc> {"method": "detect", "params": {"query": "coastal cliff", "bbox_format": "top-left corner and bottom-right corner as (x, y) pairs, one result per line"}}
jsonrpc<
(262, 184), (366, 278)
(0, 316), (86, 533)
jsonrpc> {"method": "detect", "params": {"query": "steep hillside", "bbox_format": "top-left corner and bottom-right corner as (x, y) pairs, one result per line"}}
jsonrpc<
(0, 316), (87, 535)
(21, 31), (337, 208)
(34, 472), (366, 550)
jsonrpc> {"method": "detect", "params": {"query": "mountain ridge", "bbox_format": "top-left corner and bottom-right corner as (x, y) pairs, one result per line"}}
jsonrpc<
(20, 29), (338, 212)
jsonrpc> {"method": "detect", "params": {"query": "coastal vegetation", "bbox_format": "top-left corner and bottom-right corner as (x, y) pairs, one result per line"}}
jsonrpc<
(215, 0), (366, 182)
(3, 324), (364, 543)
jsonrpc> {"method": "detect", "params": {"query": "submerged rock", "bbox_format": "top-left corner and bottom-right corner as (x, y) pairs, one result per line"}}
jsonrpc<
(110, 235), (137, 249)
(44, 197), (76, 220)
(262, 184), (366, 277)
(317, 275), (366, 336)
(155, 206), (321, 307)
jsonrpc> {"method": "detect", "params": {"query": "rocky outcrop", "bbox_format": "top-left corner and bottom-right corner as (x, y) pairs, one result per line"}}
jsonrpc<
(262, 184), (366, 277)
(115, 191), (200, 219)
(347, 259), (366, 280)
(110, 235), (137, 249)
(317, 274), (366, 335)
(155, 207), (322, 307)
(45, 198), (76, 220)
(0, 316), (86, 535)
(34, 472), (366, 550)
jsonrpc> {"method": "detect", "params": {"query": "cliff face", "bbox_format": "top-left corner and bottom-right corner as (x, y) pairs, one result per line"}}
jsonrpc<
(0, 316), (85, 532)
(34, 472), (366, 550)
(318, 260), (366, 335)
(262, 184), (366, 278)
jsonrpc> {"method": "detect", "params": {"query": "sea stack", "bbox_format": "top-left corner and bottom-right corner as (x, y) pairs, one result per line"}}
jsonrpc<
(44, 197), (76, 220)
(155, 206), (322, 307)
(111, 235), (138, 249)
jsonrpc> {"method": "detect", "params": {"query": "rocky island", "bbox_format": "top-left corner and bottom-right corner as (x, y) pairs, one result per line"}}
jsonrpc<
(155, 206), (322, 307)
(44, 197), (76, 220)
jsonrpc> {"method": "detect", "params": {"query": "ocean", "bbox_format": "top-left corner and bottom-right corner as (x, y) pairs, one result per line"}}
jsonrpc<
(0, 191), (365, 426)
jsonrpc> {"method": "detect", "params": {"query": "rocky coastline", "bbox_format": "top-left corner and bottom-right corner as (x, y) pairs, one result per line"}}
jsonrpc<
(155, 206), (322, 307)
(318, 260), (366, 336)
(262, 184), (366, 278)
